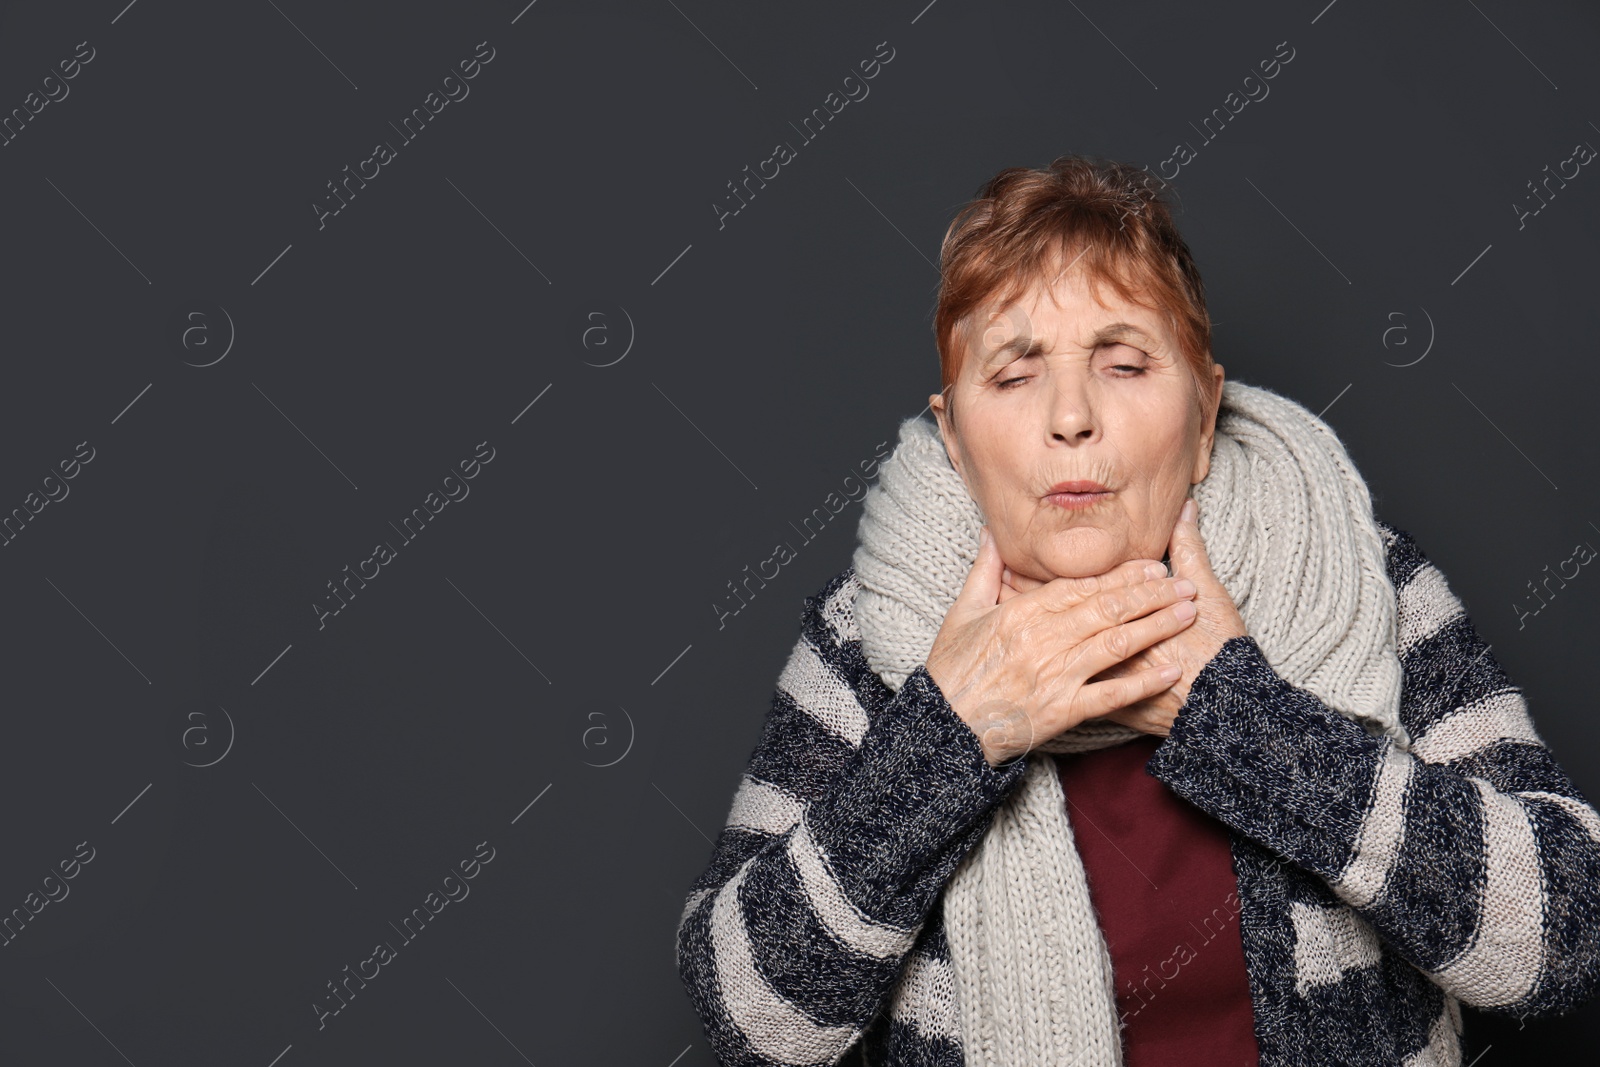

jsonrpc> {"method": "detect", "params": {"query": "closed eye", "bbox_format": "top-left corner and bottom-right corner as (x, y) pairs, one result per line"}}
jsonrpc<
(996, 365), (1144, 387)
(1103, 342), (1148, 376)
(991, 344), (1149, 388)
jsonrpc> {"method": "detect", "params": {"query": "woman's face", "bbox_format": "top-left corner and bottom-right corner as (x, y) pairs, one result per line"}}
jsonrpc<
(929, 264), (1224, 583)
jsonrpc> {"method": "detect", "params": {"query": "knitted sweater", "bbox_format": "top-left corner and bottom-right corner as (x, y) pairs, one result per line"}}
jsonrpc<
(675, 521), (1600, 1066)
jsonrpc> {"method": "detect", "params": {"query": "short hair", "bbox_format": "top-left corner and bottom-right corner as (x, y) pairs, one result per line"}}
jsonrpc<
(933, 154), (1216, 418)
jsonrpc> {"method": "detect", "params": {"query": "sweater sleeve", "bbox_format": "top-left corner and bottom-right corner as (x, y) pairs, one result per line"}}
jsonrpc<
(675, 572), (1029, 1066)
(1145, 522), (1600, 1020)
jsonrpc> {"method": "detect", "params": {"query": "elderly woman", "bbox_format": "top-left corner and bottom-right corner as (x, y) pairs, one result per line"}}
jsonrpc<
(675, 156), (1600, 1067)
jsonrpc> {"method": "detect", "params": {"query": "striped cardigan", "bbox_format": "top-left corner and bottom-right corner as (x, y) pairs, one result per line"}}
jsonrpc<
(676, 521), (1600, 1065)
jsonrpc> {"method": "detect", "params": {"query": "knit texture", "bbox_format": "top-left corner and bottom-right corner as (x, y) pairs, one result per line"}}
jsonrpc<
(677, 503), (1600, 1066)
(849, 379), (1407, 1065)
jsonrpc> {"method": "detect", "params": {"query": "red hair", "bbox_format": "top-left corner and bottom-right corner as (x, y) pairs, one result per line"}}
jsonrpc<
(934, 155), (1216, 417)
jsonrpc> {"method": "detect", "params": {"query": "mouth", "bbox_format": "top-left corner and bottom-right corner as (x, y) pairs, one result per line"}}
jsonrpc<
(1044, 480), (1112, 510)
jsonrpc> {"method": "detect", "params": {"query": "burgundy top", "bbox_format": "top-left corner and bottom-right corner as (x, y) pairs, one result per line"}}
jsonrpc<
(1054, 736), (1260, 1066)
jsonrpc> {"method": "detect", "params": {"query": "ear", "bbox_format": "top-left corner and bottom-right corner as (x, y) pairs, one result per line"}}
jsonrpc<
(1191, 362), (1225, 484)
(929, 390), (964, 478)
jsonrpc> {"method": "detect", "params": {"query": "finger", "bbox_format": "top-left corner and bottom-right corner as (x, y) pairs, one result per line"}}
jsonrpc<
(1001, 563), (1049, 596)
(1056, 571), (1196, 644)
(1103, 700), (1154, 731)
(1059, 662), (1183, 726)
(995, 560), (1043, 599)
(952, 525), (1005, 614)
(1030, 557), (1170, 612)
(1057, 588), (1198, 681)
(1102, 697), (1177, 738)
(1102, 702), (1144, 729)
(1168, 497), (1215, 587)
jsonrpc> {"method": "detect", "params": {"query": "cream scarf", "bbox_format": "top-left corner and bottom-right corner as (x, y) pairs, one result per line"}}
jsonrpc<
(850, 379), (1411, 1066)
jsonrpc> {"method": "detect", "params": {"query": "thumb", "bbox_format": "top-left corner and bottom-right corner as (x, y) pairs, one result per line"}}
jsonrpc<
(953, 525), (1005, 614)
(1168, 498), (1217, 587)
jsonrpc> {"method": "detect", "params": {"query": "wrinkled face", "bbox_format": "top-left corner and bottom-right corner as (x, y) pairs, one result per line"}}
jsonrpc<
(929, 261), (1223, 582)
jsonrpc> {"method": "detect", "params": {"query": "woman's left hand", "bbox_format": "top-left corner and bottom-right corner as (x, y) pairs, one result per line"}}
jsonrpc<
(997, 497), (1248, 737)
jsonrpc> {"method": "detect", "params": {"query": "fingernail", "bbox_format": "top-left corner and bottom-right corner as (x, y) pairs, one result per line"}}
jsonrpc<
(1145, 562), (1167, 579)
(1174, 577), (1197, 597)
(979, 527), (990, 546)
(1183, 499), (1198, 523)
(1173, 600), (1198, 621)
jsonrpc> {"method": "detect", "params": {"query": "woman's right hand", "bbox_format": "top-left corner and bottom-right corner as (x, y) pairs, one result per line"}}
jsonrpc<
(924, 525), (1201, 767)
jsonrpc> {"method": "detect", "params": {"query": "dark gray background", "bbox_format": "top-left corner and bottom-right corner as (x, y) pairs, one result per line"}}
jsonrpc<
(0, 0), (1595, 1062)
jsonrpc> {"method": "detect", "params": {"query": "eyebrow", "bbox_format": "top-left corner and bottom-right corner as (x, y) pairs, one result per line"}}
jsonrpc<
(988, 321), (1156, 360)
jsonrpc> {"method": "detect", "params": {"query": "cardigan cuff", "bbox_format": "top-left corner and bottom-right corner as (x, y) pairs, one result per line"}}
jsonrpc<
(1144, 634), (1391, 878)
(801, 664), (1029, 925)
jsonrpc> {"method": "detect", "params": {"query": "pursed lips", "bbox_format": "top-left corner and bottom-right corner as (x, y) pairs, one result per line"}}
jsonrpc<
(1043, 480), (1112, 509)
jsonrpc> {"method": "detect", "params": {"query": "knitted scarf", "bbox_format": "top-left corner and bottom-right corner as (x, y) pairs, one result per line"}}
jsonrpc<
(850, 378), (1410, 1066)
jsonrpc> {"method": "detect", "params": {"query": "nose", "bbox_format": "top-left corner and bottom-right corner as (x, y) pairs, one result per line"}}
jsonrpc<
(1046, 374), (1097, 443)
